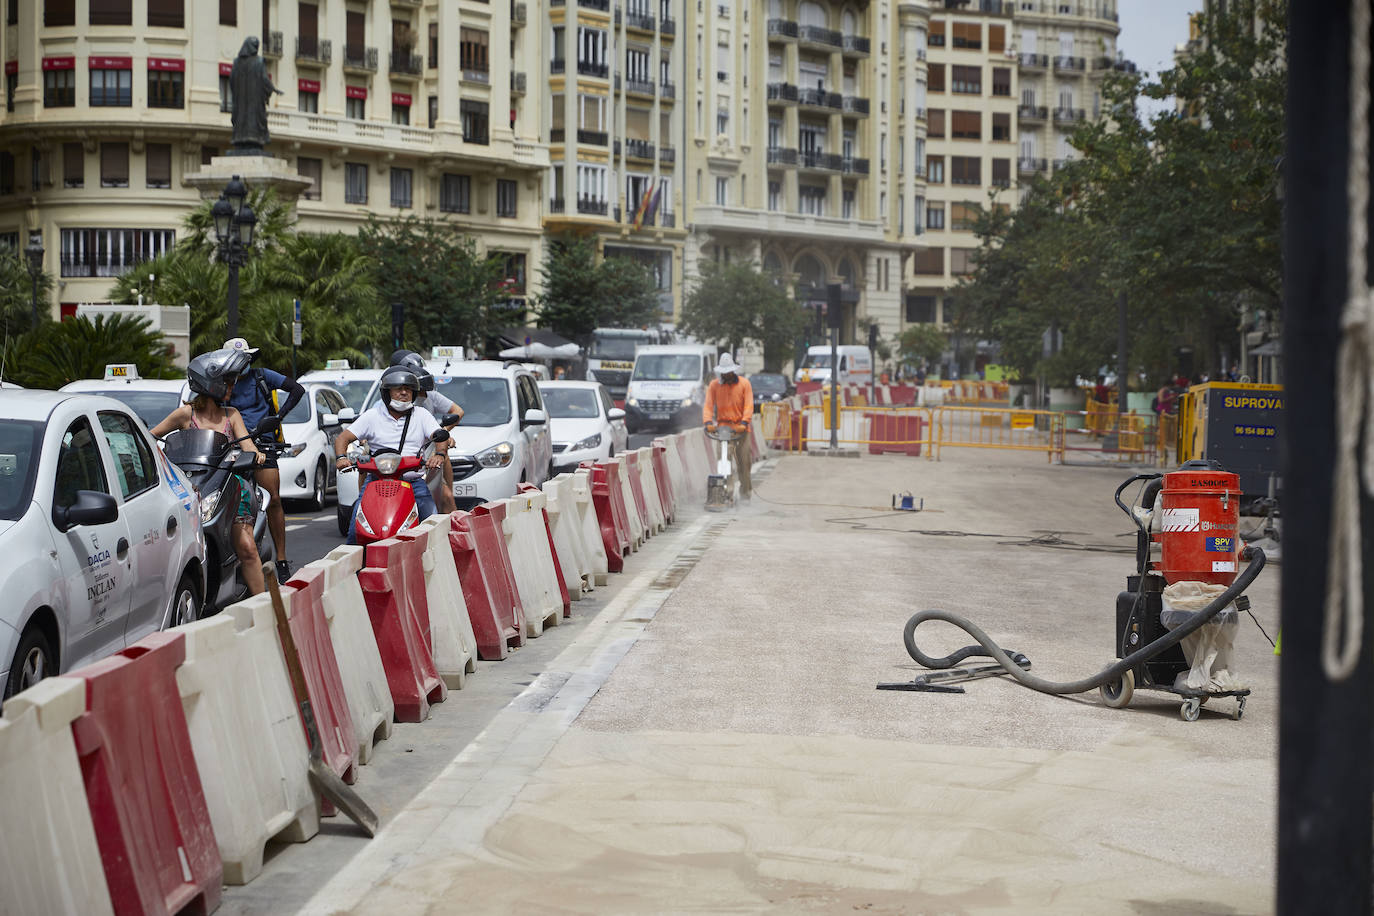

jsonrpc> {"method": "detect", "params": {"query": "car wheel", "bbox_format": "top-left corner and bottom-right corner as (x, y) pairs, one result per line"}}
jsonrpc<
(165, 570), (201, 630)
(5, 625), (56, 700)
(310, 459), (328, 511)
(337, 502), (353, 538)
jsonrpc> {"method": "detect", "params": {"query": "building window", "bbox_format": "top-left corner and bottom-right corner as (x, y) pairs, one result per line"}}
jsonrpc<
(992, 158), (1011, 187)
(44, 0), (75, 25)
(913, 247), (943, 275)
(299, 89), (318, 113)
(346, 94), (366, 120)
(428, 95), (438, 128)
(927, 155), (944, 184)
(220, 74), (233, 112)
(497, 252), (527, 295)
(345, 162), (368, 204)
(715, 176), (728, 205)
(460, 28), (490, 76)
(441, 173), (471, 213)
(147, 68), (184, 109)
(992, 111), (1011, 142)
(461, 100), (489, 143)
(100, 143), (129, 188)
(951, 201), (979, 231)
(951, 65), (982, 95)
(219, 0), (235, 25)
(842, 189), (855, 220)
(989, 24), (1006, 53)
(716, 109), (729, 136)
(991, 67), (1011, 97)
(951, 155), (981, 186)
(927, 202), (945, 229)
(392, 101), (410, 125)
(767, 181), (780, 212)
(577, 26), (607, 70)
(6, 73), (15, 112)
(200, 146), (217, 165)
(44, 69), (76, 108)
(496, 179), (517, 217)
(145, 143), (171, 189)
(390, 168), (413, 208)
(63, 143), (84, 188)
(952, 21), (981, 49)
(89, 0), (131, 25)
(298, 157), (322, 200)
(147, 0), (183, 27)
(90, 66), (133, 107)
(951, 110), (980, 140)
(951, 247), (977, 275)
(429, 23), (439, 68)
(0, 152), (12, 195)
(906, 294), (937, 323)
(799, 185), (825, 216)
(928, 109), (945, 139)
(928, 63), (944, 93)
(59, 228), (175, 278)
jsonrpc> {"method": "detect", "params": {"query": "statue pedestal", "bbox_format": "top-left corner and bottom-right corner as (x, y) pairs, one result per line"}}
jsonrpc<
(184, 155), (313, 204)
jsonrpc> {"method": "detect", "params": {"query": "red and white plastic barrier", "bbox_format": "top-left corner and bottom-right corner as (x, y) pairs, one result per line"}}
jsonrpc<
(570, 469), (610, 585)
(590, 460), (632, 570)
(501, 492), (564, 635)
(450, 506), (527, 659)
(539, 474), (592, 599)
(634, 446), (667, 534)
(398, 515), (478, 689)
(613, 455), (646, 549)
(359, 537), (447, 723)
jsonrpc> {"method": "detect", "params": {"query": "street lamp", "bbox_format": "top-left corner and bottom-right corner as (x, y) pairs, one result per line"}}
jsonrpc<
(212, 175), (257, 337)
(23, 232), (43, 328)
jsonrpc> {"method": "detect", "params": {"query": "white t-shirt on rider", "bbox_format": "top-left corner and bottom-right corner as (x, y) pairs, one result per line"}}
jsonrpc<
(348, 402), (441, 478)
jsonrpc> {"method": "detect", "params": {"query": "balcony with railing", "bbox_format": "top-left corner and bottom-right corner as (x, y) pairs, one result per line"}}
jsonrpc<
(577, 129), (608, 146)
(1052, 157), (1074, 169)
(551, 59), (565, 73)
(842, 95), (869, 117)
(1017, 104), (1048, 121)
(549, 197), (565, 213)
(626, 10), (655, 30)
(625, 137), (655, 159)
(512, 71), (527, 94)
(343, 45), (379, 73)
(462, 66), (490, 83)
(659, 15), (675, 34)
(1113, 58), (1138, 73)
(799, 88), (843, 111)
(625, 76), (655, 96)
(1018, 52), (1049, 69)
(512, 1), (527, 23)
(392, 0), (421, 6)
(577, 196), (608, 215)
(578, 0), (610, 9)
(799, 150), (843, 171)
(263, 31), (283, 58)
(842, 34), (870, 55)
(991, 176), (1011, 188)
(660, 79), (676, 99)
(1017, 157), (1047, 173)
(799, 25), (842, 48)
(659, 145), (675, 164)
(578, 60), (609, 78)
(391, 51), (424, 77)
(660, 210), (676, 228)
(841, 156), (869, 175)
(296, 36), (331, 65)
(1052, 106), (1085, 123)
(550, 127), (566, 142)
(767, 146), (798, 166)
(767, 18), (798, 39)
(766, 82), (799, 104)
(1053, 55), (1086, 72)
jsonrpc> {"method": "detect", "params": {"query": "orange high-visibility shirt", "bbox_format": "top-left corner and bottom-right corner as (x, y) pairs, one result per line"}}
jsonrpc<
(703, 377), (753, 425)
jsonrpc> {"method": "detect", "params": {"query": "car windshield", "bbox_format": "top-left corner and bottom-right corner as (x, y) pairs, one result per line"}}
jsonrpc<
(540, 388), (600, 419)
(324, 379), (376, 412)
(590, 337), (642, 360)
(633, 355), (701, 381)
(801, 353), (832, 369)
(751, 374), (787, 395)
(281, 395), (311, 425)
(84, 390), (182, 429)
(0, 420), (42, 521)
(431, 377), (512, 426)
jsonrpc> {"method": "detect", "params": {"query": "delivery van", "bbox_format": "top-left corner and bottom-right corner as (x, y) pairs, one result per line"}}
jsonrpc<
(794, 345), (873, 386)
(624, 343), (719, 433)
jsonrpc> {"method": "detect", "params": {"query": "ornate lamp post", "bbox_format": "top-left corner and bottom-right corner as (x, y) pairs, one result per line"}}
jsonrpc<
(212, 175), (257, 337)
(23, 232), (44, 327)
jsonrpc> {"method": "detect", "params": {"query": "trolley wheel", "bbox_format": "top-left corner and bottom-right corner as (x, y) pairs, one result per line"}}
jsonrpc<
(1180, 698), (1202, 722)
(1235, 696), (1246, 721)
(1100, 669), (1135, 709)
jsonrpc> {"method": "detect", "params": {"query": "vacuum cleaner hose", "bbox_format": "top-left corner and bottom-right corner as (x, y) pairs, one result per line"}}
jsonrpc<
(901, 547), (1266, 697)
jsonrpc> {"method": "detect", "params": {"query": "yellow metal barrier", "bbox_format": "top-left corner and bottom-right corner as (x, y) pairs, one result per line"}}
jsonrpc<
(1157, 412), (1178, 466)
(933, 406), (1063, 462)
(797, 405), (935, 457)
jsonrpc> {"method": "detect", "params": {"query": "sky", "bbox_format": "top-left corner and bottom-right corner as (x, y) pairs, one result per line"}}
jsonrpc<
(1115, 0), (1203, 120)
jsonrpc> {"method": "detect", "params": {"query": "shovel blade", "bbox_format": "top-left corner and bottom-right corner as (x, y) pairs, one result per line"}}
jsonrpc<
(309, 760), (379, 837)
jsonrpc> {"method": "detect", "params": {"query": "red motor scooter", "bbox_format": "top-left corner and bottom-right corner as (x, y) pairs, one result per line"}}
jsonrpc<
(345, 419), (457, 546)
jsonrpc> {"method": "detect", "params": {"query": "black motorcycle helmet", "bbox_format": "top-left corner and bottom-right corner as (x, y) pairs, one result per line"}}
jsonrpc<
(392, 351), (434, 392)
(187, 348), (252, 401)
(389, 348), (419, 367)
(379, 366), (422, 400)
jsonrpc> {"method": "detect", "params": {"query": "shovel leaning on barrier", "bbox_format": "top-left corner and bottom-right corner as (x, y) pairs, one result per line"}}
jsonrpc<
(264, 564), (379, 837)
(876, 653), (1032, 693)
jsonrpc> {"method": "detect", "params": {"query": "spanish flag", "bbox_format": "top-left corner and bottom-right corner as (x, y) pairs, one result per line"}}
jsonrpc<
(631, 185), (654, 230)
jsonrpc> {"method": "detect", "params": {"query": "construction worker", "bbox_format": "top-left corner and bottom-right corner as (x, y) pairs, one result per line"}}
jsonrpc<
(703, 352), (754, 501)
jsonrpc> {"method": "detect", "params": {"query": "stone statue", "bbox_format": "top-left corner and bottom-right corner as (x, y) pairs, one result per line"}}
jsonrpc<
(229, 36), (284, 155)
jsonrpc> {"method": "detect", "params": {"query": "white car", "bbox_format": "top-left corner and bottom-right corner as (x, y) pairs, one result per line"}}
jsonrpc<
(61, 365), (190, 431)
(352, 360), (553, 513)
(297, 364), (382, 418)
(0, 391), (206, 699)
(276, 383), (350, 510)
(538, 380), (629, 473)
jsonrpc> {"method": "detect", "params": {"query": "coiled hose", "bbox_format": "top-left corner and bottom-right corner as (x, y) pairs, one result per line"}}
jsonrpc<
(902, 546), (1267, 696)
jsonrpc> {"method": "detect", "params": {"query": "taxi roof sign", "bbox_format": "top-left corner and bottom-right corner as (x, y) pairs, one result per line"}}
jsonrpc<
(430, 346), (463, 360)
(103, 364), (139, 381)
(324, 358), (352, 370)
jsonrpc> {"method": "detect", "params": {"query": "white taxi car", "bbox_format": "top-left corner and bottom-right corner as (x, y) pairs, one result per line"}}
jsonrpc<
(61, 364), (190, 430)
(276, 383), (350, 510)
(538, 380), (629, 473)
(298, 359), (382, 418)
(0, 391), (206, 699)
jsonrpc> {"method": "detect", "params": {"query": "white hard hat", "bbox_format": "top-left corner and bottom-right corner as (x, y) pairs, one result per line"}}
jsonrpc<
(714, 353), (740, 375)
(223, 336), (259, 356)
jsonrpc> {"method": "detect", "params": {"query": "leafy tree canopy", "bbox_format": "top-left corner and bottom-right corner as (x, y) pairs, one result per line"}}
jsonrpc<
(533, 234), (659, 344)
(3, 314), (176, 388)
(679, 261), (808, 371)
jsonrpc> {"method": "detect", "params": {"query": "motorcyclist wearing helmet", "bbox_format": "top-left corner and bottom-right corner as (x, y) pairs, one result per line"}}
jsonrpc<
(332, 367), (451, 544)
(151, 348), (267, 595)
(390, 350), (465, 513)
(222, 337), (307, 584)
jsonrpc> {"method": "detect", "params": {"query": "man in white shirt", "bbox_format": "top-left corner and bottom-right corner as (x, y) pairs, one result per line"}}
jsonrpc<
(393, 350), (464, 513)
(333, 367), (450, 544)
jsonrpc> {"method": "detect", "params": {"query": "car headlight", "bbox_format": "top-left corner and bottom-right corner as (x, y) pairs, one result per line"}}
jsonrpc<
(475, 441), (514, 468)
(199, 490), (221, 522)
(285, 442), (307, 457)
(572, 432), (602, 451)
(680, 397), (692, 408)
(627, 397), (638, 408)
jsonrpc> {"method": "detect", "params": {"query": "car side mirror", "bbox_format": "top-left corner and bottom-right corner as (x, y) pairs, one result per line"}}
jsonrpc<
(337, 407), (357, 423)
(607, 407), (626, 421)
(319, 412), (339, 429)
(255, 416), (281, 436)
(53, 489), (119, 532)
(521, 408), (547, 426)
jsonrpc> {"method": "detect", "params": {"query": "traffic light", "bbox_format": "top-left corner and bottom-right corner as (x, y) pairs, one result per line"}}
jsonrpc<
(826, 283), (843, 329)
(868, 322), (879, 351)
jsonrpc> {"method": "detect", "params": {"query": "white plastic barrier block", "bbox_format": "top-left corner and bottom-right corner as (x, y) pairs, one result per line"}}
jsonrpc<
(682, 431), (710, 502)
(662, 434), (691, 508)
(670, 433), (698, 503)
(0, 677), (114, 916)
(174, 613), (317, 885)
(311, 546), (394, 763)
(543, 474), (591, 599)
(409, 515), (477, 689)
(635, 447), (667, 534)
(750, 415), (767, 460)
(612, 455), (646, 549)
(500, 494), (563, 636)
(570, 469), (610, 586)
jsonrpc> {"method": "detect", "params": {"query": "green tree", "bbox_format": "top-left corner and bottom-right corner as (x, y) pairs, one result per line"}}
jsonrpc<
(897, 324), (949, 369)
(0, 250), (55, 341)
(679, 261), (808, 371)
(534, 234), (659, 343)
(4, 314), (176, 389)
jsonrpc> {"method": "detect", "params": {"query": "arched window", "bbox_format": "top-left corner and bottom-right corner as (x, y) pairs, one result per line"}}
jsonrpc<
(763, 251), (784, 284)
(798, 1), (826, 28)
(837, 257), (857, 290)
(841, 9), (857, 34)
(794, 253), (826, 289)
(768, 0), (782, 18)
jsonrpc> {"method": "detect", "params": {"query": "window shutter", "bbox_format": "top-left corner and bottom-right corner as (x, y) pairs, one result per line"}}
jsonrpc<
(101, 143), (129, 185)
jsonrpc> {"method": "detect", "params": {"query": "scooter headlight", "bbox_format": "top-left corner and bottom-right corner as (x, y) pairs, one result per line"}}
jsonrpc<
(373, 454), (402, 475)
(572, 432), (602, 451)
(199, 490), (221, 522)
(475, 442), (513, 468)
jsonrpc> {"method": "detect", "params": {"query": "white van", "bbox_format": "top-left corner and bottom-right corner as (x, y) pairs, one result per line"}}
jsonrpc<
(624, 343), (719, 433)
(794, 345), (873, 386)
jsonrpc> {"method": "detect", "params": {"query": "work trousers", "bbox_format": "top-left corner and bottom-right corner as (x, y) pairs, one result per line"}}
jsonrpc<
(729, 433), (752, 498)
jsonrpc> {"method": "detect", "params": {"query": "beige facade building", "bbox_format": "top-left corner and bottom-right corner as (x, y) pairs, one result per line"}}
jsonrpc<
(906, 0), (1124, 333)
(1, 0), (549, 316)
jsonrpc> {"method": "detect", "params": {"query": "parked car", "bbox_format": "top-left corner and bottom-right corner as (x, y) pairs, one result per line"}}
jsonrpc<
(538, 380), (629, 473)
(749, 372), (794, 404)
(61, 364), (190, 430)
(277, 383), (350, 510)
(0, 391), (206, 699)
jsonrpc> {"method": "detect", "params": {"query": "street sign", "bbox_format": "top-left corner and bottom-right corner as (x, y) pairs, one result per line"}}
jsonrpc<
(293, 298), (302, 322)
(292, 321), (302, 346)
